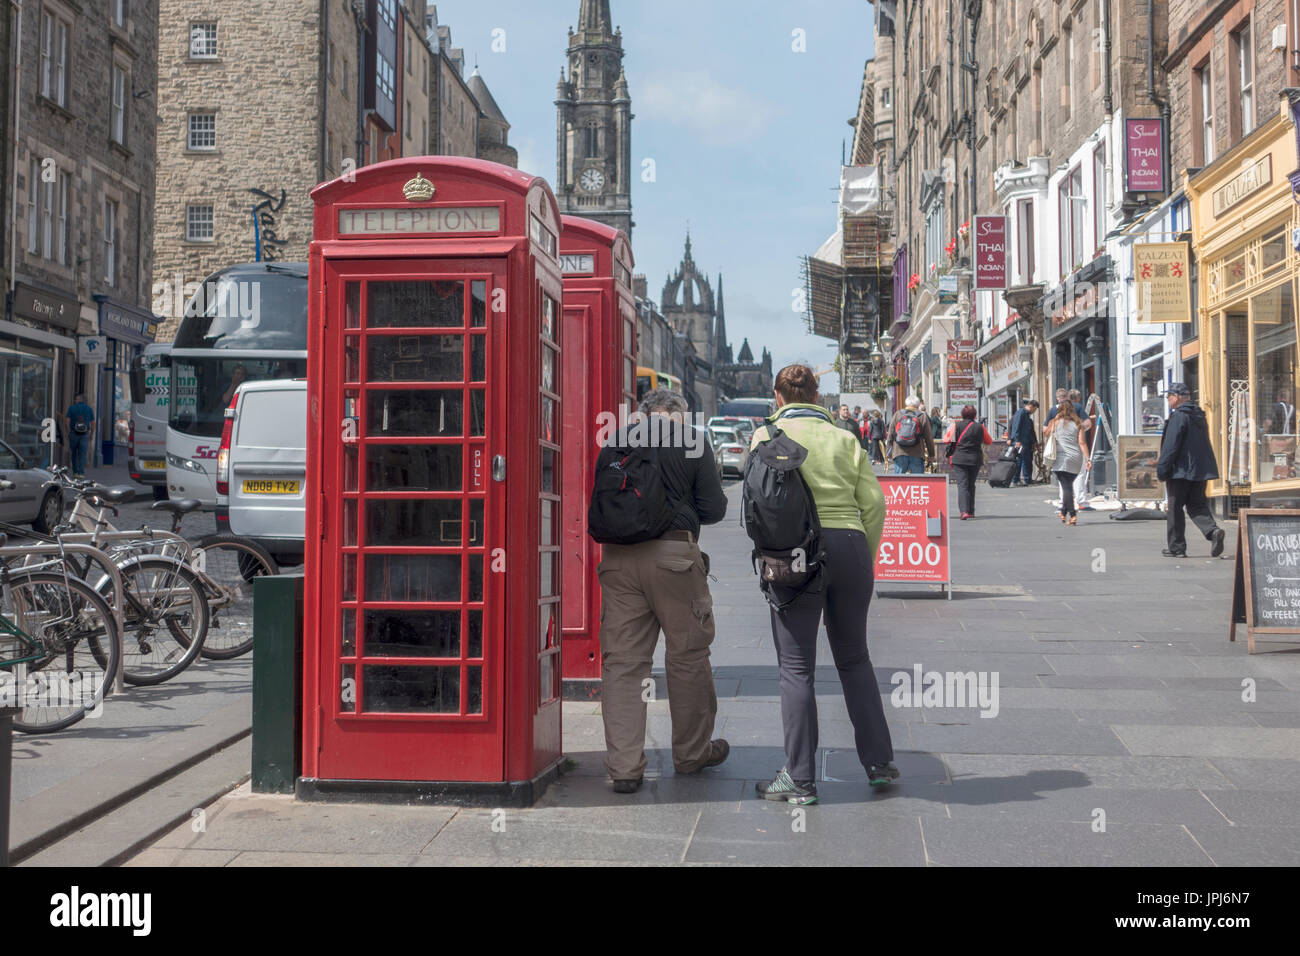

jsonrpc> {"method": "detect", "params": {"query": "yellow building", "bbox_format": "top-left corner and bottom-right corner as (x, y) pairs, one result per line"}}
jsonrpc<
(1186, 95), (1300, 509)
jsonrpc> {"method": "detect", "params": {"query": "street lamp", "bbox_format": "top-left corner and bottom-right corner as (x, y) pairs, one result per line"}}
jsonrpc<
(870, 343), (884, 368)
(879, 327), (894, 354)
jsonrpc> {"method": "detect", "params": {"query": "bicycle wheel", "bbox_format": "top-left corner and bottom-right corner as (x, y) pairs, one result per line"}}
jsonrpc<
(190, 534), (279, 660)
(101, 557), (209, 686)
(5, 571), (121, 734)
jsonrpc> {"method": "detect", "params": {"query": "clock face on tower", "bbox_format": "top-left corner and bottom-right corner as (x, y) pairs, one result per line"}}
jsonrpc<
(580, 168), (605, 192)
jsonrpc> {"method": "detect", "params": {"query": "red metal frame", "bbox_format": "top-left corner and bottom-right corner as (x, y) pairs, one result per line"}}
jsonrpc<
(557, 216), (636, 685)
(304, 157), (563, 788)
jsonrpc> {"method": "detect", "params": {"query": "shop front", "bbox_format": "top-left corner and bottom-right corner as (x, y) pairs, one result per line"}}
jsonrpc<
(977, 325), (1029, 439)
(1, 282), (80, 467)
(1042, 256), (1112, 406)
(94, 297), (160, 465)
(1186, 96), (1300, 510)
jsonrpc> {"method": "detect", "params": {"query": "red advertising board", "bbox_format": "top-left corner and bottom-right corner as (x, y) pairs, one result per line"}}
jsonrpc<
(875, 475), (951, 596)
(1125, 117), (1165, 193)
(973, 215), (1007, 290)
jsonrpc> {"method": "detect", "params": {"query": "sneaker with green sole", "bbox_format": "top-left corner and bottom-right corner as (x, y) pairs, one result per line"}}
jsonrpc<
(867, 762), (900, 787)
(755, 768), (818, 805)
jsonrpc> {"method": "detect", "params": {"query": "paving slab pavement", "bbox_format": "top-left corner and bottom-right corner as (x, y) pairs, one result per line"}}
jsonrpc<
(119, 478), (1300, 866)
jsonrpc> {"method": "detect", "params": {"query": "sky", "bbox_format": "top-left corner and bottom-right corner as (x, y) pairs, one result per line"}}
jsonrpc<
(436, 0), (877, 392)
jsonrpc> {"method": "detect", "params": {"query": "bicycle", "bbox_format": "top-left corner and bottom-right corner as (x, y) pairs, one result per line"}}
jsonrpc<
(0, 532), (123, 734)
(10, 473), (209, 686)
(51, 467), (278, 660)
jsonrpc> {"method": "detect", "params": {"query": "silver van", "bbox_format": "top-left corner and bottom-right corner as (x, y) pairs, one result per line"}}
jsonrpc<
(219, 379), (305, 566)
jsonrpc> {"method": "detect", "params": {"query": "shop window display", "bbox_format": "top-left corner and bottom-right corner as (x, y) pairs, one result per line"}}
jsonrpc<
(1253, 282), (1298, 483)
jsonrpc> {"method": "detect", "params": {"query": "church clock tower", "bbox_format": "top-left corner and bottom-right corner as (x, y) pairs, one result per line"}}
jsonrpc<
(556, 1), (633, 240)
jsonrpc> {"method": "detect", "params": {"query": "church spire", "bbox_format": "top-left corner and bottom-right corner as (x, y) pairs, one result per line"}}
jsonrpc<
(715, 274), (729, 363)
(578, 0), (613, 33)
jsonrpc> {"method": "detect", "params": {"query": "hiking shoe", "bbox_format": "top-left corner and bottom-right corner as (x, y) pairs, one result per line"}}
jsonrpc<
(678, 738), (730, 774)
(867, 762), (901, 787)
(612, 777), (642, 794)
(1210, 527), (1226, 558)
(756, 768), (818, 805)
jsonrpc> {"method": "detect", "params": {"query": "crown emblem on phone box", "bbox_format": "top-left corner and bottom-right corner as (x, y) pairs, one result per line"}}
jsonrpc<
(403, 173), (436, 202)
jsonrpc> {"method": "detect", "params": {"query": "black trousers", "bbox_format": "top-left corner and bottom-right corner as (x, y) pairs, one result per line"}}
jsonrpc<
(1166, 478), (1219, 553)
(951, 463), (979, 515)
(767, 529), (894, 782)
(1054, 470), (1078, 517)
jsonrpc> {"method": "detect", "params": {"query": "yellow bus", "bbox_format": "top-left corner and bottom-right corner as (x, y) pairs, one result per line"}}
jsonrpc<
(635, 366), (682, 399)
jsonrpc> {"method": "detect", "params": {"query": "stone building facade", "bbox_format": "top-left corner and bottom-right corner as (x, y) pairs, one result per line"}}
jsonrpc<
(153, 0), (514, 339)
(2, 0), (159, 468)
(1165, 0), (1295, 175)
(879, 0), (1179, 460)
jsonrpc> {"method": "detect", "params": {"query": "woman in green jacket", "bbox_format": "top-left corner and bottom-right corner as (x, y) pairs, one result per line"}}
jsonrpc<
(751, 364), (898, 804)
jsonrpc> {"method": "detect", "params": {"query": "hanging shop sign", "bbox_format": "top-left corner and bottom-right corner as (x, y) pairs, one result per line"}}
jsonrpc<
(1133, 242), (1191, 324)
(973, 215), (1007, 290)
(1124, 118), (1166, 193)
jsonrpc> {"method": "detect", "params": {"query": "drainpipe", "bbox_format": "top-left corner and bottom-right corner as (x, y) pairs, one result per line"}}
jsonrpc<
(319, 0), (328, 182)
(8, 0), (24, 295)
(1103, 0), (1118, 480)
(1146, 0), (1171, 196)
(353, 0), (367, 165)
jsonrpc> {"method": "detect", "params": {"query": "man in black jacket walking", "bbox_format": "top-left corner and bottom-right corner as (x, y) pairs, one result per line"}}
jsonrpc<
(1156, 383), (1226, 558)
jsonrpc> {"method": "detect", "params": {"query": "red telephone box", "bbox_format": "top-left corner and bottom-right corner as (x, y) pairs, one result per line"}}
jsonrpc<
(301, 157), (564, 805)
(557, 217), (637, 696)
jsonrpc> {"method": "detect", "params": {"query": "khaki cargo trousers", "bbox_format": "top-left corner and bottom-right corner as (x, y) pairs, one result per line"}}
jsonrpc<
(597, 534), (718, 780)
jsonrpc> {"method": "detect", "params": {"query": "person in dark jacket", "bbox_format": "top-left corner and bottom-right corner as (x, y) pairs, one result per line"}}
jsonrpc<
(945, 405), (993, 519)
(1008, 398), (1039, 485)
(1156, 382), (1225, 558)
(835, 404), (859, 438)
(593, 388), (730, 792)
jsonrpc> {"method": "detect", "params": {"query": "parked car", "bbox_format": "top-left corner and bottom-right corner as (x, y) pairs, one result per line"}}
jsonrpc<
(709, 426), (749, 478)
(0, 437), (63, 532)
(216, 379), (306, 567)
(707, 415), (755, 442)
(692, 424), (724, 479)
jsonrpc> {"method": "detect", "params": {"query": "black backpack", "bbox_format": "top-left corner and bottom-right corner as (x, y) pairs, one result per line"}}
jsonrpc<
(741, 425), (825, 608)
(895, 410), (921, 447)
(587, 447), (681, 545)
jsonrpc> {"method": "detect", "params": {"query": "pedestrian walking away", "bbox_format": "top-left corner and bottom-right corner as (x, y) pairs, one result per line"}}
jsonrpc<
(1044, 400), (1090, 524)
(1156, 382), (1226, 558)
(588, 388), (731, 793)
(1009, 398), (1039, 485)
(888, 395), (935, 474)
(1067, 389), (1095, 508)
(868, 410), (887, 464)
(747, 364), (895, 804)
(65, 392), (95, 477)
(945, 405), (992, 519)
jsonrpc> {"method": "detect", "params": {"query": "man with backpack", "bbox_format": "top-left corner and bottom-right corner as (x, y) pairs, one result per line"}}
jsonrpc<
(65, 392), (95, 477)
(887, 395), (935, 474)
(587, 388), (730, 794)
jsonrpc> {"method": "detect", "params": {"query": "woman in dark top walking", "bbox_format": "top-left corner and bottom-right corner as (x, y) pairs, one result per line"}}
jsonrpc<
(945, 405), (992, 520)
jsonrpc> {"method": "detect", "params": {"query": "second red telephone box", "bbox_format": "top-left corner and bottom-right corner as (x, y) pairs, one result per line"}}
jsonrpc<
(301, 157), (564, 805)
(558, 216), (636, 696)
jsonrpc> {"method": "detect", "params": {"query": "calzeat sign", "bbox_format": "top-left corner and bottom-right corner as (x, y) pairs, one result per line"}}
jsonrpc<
(1212, 156), (1271, 217)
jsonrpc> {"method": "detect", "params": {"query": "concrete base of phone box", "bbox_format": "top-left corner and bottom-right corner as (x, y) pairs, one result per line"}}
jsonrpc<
(296, 759), (562, 808)
(561, 677), (602, 701)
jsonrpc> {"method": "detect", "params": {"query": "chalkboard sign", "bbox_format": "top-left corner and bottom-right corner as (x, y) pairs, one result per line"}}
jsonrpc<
(1230, 509), (1300, 653)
